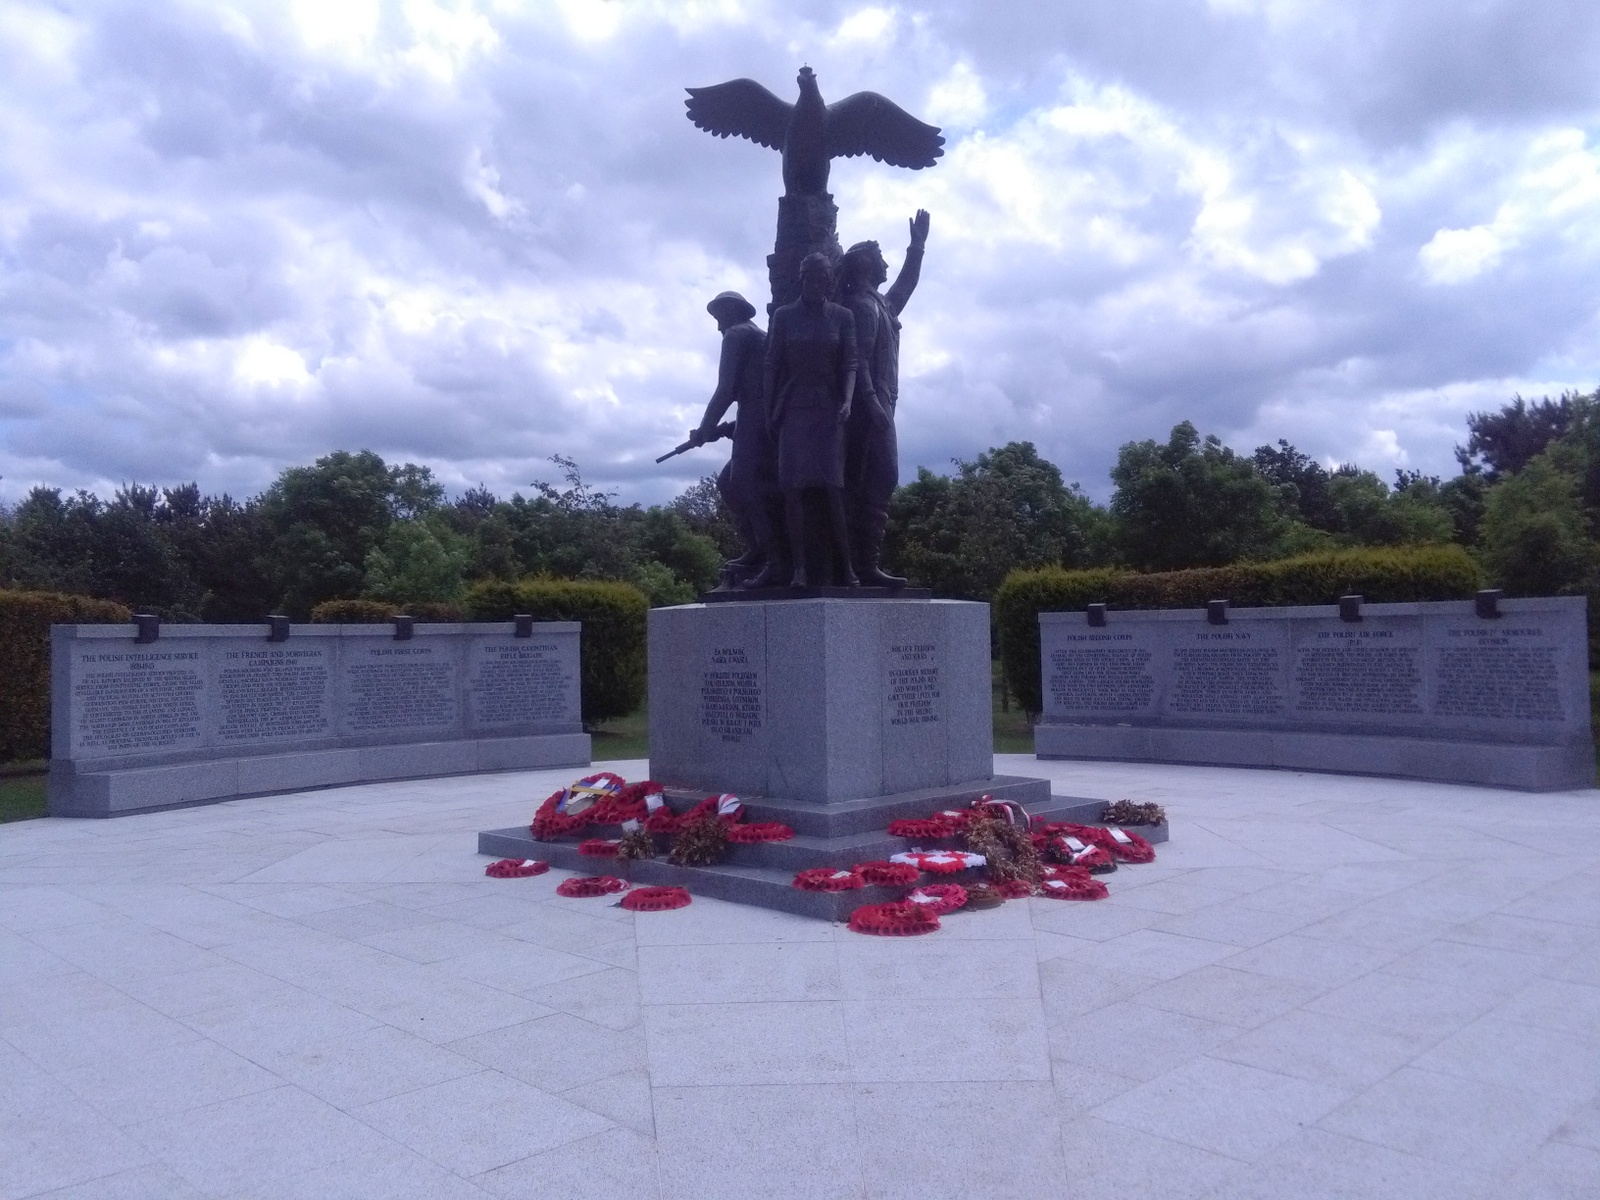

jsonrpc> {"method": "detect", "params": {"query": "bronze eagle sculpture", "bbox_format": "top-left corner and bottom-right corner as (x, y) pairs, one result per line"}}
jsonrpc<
(685, 66), (944, 197)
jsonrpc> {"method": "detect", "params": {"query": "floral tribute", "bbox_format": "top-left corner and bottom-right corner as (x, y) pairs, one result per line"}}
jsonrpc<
(555, 875), (630, 898)
(889, 849), (985, 874)
(1037, 867), (1109, 901)
(577, 838), (622, 857)
(531, 772), (626, 840)
(725, 822), (796, 844)
(1101, 799), (1166, 827)
(848, 901), (941, 936)
(1042, 833), (1117, 874)
(904, 884), (967, 915)
(1045, 822), (1156, 865)
(793, 867), (866, 891)
(484, 858), (549, 878)
(991, 878), (1034, 899)
(854, 860), (921, 887)
(885, 813), (963, 839)
(620, 886), (692, 911)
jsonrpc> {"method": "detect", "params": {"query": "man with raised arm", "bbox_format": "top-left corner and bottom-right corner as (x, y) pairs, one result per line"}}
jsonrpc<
(837, 209), (929, 588)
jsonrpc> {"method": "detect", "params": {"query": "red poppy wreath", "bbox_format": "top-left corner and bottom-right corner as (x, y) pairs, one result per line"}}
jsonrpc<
(889, 849), (985, 875)
(725, 822), (796, 844)
(484, 858), (549, 878)
(853, 860), (921, 887)
(904, 884), (967, 915)
(792, 867), (866, 892)
(620, 886), (692, 911)
(848, 901), (941, 936)
(555, 875), (630, 898)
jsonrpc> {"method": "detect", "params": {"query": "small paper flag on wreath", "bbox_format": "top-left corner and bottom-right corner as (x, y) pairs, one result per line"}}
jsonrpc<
(484, 858), (549, 878)
(905, 884), (967, 915)
(848, 901), (941, 936)
(853, 861), (921, 887)
(889, 850), (985, 875)
(620, 886), (692, 911)
(725, 822), (796, 844)
(792, 867), (866, 892)
(577, 838), (622, 857)
(555, 875), (630, 898)
(715, 793), (744, 822)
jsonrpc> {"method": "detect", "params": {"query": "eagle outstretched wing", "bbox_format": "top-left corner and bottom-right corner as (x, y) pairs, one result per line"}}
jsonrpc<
(825, 91), (944, 169)
(684, 79), (792, 151)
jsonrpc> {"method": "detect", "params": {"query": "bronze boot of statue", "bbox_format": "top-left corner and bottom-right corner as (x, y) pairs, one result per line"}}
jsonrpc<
(856, 512), (906, 589)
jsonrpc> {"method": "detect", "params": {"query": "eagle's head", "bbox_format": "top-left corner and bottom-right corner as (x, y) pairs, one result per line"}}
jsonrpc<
(797, 65), (818, 94)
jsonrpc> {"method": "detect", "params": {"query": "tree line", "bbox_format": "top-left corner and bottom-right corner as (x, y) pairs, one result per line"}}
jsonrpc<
(2, 390), (1596, 618)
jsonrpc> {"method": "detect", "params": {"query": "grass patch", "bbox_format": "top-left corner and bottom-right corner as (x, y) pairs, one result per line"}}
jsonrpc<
(993, 659), (1034, 754)
(588, 706), (649, 762)
(0, 762), (47, 823)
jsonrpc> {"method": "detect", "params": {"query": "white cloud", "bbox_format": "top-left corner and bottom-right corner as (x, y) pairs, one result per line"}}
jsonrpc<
(4, 0), (1600, 508)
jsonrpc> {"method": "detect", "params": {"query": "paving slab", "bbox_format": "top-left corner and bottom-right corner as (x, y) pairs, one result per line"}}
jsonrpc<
(0, 753), (1595, 1198)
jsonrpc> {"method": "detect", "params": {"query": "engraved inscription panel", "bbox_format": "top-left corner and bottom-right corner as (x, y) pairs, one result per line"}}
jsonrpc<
(345, 644), (458, 733)
(1435, 625), (1564, 722)
(469, 641), (574, 728)
(1167, 632), (1284, 717)
(72, 649), (204, 756)
(1048, 632), (1154, 713)
(887, 642), (940, 727)
(1295, 628), (1422, 716)
(215, 646), (332, 743)
(700, 645), (762, 744)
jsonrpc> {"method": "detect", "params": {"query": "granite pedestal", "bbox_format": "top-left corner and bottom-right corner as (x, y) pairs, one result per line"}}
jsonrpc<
(477, 596), (1165, 919)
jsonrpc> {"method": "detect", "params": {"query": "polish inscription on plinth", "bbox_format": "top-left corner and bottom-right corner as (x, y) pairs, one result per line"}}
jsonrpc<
(70, 647), (205, 757)
(213, 644), (333, 745)
(701, 644), (764, 745)
(468, 638), (575, 729)
(1037, 596), (1594, 789)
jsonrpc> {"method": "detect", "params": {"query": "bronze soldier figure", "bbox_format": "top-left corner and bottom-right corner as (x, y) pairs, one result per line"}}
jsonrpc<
(689, 291), (778, 588)
(838, 209), (929, 588)
(764, 252), (859, 588)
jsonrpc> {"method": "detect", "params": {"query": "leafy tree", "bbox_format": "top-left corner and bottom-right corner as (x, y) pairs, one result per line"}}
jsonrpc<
(668, 476), (743, 560)
(1478, 453), (1598, 595)
(1325, 468), (1454, 546)
(1252, 440), (1340, 530)
(1110, 422), (1286, 570)
(886, 442), (1107, 599)
(1456, 392), (1594, 480)
(363, 518), (471, 603)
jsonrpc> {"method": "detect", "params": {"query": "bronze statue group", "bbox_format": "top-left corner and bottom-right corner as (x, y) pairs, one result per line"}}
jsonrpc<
(675, 66), (944, 592)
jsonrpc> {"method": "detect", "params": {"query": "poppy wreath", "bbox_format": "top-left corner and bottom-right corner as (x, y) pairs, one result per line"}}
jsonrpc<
(484, 858), (549, 878)
(1053, 823), (1156, 864)
(890, 849), (986, 875)
(886, 813), (963, 839)
(555, 875), (630, 898)
(620, 886), (692, 911)
(854, 860), (921, 887)
(963, 882), (1004, 909)
(1044, 834), (1118, 874)
(905, 884), (967, 915)
(792, 867), (866, 892)
(587, 780), (665, 826)
(725, 822), (796, 844)
(848, 901), (941, 936)
(577, 838), (623, 857)
(530, 792), (589, 840)
(991, 877), (1034, 899)
(1038, 869), (1109, 901)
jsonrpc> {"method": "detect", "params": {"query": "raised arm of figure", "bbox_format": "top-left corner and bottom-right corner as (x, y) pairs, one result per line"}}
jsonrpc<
(885, 209), (929, 317)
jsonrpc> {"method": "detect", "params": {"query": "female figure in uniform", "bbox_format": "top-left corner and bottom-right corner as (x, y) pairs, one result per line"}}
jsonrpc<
(764, 252), (859, 588)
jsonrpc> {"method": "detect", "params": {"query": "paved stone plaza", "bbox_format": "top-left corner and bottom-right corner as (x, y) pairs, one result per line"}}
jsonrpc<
(2, 755), (1598, 1199)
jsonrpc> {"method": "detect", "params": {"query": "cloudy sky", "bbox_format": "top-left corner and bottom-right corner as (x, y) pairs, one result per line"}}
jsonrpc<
(4, 0), (1600, 508)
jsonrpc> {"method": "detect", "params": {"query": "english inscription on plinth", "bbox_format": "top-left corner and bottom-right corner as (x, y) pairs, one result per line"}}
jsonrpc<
(1036, 596), (1594, 790)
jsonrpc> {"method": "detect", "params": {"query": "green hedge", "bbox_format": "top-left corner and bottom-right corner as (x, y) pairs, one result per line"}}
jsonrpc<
(464, 579), (648, 724)
(995, 545), (1483, 714)
(309, 599), (465, 623)
(1, 589), (132, 763)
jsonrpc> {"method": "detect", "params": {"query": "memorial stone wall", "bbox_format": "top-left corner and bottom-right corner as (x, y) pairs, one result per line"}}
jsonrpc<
(1036, 596), (1594, 790)
(49, 621), (589, 816)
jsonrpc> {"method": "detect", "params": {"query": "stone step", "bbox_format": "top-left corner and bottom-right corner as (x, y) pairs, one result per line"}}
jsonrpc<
(478, 787), (1169, 921)
(665, 774), (1054, 838)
